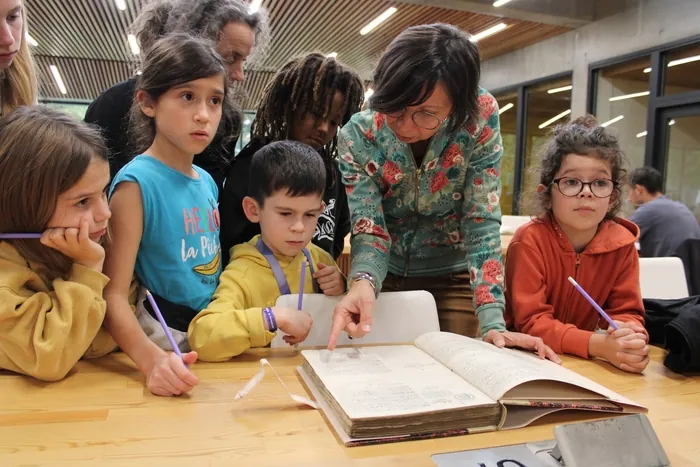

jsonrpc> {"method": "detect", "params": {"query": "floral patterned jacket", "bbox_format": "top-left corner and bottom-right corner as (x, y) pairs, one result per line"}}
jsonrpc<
(337, 88), (506, 334)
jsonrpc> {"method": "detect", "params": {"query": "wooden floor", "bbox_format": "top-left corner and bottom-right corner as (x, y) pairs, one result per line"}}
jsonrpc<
(0, 346), (698, 466)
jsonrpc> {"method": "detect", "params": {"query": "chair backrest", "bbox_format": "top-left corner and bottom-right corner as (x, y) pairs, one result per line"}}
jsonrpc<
(674, 237), (700, 297)
(271, 290), (439, 348)
(500, 215), (531, 235)
(639, 257), (689, 299)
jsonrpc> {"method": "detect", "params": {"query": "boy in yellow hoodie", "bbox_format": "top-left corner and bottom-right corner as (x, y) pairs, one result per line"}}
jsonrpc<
(188, 141), (346, 361)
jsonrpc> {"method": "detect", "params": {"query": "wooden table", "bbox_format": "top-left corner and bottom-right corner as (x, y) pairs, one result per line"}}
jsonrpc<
(1, 346), (698, 466)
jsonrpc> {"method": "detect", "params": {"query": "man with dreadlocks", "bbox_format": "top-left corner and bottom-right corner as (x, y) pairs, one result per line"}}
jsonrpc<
(219, 52), (364, 264)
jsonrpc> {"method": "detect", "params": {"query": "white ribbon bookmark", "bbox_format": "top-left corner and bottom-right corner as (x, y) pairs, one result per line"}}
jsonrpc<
(234, 358), (319, 409)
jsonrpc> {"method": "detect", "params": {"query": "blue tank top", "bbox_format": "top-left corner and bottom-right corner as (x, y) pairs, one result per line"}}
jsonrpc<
(110, 155), (221, 311)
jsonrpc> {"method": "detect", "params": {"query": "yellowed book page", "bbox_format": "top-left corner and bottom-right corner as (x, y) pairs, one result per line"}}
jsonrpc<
(415, 332), (640, 407)
(301, 345), (496, 420)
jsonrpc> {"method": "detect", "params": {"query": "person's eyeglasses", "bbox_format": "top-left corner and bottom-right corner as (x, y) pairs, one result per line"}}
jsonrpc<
(385, 108), (447, 130)
(552, 177), (617, 198)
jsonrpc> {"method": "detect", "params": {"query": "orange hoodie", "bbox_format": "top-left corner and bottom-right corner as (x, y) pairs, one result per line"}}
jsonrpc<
(505, 215), (645, 359)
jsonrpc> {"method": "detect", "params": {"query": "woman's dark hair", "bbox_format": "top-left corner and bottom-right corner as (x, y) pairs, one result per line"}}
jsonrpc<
(0, 106), (108, 280)
(251, 52), (364, 183)
(249, 140), (326, 206)
(132, 0), (270, 61)
(129, 33), (236, 153)
(522, 115), (628, 220)
(370, 23), (480, 135)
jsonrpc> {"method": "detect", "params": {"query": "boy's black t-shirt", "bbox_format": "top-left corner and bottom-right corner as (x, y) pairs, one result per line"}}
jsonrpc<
(219, 138), (350, 265)
(84, 77), (238, 198)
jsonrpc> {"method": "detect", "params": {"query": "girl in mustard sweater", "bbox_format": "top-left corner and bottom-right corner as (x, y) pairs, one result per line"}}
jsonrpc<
(0, 106), (115, 381)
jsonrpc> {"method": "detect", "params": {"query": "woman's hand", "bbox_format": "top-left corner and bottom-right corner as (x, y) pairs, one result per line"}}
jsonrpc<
(485, 330), (562, 364)
(327, 280), (376, 350)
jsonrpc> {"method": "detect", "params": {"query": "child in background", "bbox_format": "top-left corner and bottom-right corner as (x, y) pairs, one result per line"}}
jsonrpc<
(104, 34), (233, 396)
(219, 52), (364, 263)
(0, 0), (38, 116)
(189, 141), (346, 362)
(505, 115), (649, 373)
(0, 106), (115, 381)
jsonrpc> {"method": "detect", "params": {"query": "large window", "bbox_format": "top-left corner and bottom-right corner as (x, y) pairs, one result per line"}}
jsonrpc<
(41, 100), (90, 120)
(594, 56), (651, 170)
(665, 114), (700, 221)
(489, 74), (572, 215)
(590, 38), (700, 221)
(663, 44), (700, 96)
(234, 111), (257, 154)
(523, 77), (573, 200)
(494, 91), (517, 215)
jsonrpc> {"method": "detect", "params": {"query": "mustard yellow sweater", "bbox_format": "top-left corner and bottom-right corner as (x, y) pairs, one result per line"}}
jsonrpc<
(0, 242), (118, 381)
(188, 235), (336, 362)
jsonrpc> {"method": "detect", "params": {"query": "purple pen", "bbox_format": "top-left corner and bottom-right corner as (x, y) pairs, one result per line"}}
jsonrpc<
(145, 290), (187, 363)
(294, 259), (307, 350)
(298, 258), (306, 311)
(0, 233), (42, 239)
(568, 277), (619, 330)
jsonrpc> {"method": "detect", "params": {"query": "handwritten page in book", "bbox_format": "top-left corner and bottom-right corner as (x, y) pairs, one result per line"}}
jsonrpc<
(301, 346), (496, 420)
(415, 332), (639, 405)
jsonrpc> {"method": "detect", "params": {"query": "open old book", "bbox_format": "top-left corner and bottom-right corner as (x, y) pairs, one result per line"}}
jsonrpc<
(297, 332), (646, 446)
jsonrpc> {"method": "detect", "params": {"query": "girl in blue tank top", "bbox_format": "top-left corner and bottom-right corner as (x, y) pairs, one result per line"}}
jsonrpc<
(103, 33), (237, 397)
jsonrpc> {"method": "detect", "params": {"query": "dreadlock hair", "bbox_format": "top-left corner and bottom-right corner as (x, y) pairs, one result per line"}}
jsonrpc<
(250, 52), (364, 184)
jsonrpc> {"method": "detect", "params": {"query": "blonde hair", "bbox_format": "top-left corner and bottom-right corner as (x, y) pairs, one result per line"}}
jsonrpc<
(1, 4), (38, 114)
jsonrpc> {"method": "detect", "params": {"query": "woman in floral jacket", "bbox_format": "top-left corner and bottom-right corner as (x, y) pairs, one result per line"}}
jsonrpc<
(327, 23), (558, 362)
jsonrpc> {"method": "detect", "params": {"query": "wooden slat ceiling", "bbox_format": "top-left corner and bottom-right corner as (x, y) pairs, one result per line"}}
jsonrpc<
(26, 0), (570, 108)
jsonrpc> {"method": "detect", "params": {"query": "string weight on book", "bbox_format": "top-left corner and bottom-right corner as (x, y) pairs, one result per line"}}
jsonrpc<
(234, 358), (319, 409)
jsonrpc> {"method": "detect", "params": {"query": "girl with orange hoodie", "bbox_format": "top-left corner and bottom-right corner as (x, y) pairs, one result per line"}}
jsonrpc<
(505, 115), (649, 373)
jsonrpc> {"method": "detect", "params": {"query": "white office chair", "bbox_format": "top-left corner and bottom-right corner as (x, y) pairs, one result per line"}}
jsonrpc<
(500, 215), (531, 235)
(270, 290), (439, 348)
(639, 257), (689, 299)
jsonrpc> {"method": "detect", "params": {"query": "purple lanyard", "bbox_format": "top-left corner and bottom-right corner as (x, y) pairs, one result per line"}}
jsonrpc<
(255, 238), (317, 295)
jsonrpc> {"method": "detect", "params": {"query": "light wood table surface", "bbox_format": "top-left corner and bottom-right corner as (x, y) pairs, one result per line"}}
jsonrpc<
(1, 346), (698, 466)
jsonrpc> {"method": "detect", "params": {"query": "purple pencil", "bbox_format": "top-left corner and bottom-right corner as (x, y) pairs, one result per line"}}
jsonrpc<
(298, 258), (306, 311)
(145, 290), (186, 364)
(0, 233), (42, 239)
(294, 259), (307, 350)
(568, 277), (619, 330)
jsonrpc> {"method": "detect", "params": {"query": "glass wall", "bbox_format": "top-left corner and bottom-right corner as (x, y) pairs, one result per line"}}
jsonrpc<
(234, 111), (257, 154)
(591, 38), (700, 222)
(663, 43), (700, 96)
(489, 74), (572, 215)
(664, 114), (700, 221)
(41, 101), (90, 120)
(594, 56), (651, 171)
(494, 91), (517, 215)
(522, 77), (573, 201)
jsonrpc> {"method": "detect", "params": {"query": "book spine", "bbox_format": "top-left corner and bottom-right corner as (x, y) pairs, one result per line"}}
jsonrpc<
(345, 428), (476, 447)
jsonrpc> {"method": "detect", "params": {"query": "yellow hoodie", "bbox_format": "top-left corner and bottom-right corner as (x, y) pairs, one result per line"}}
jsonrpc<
(188, 235), (336, 362)
(0, 241), (118, 381)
